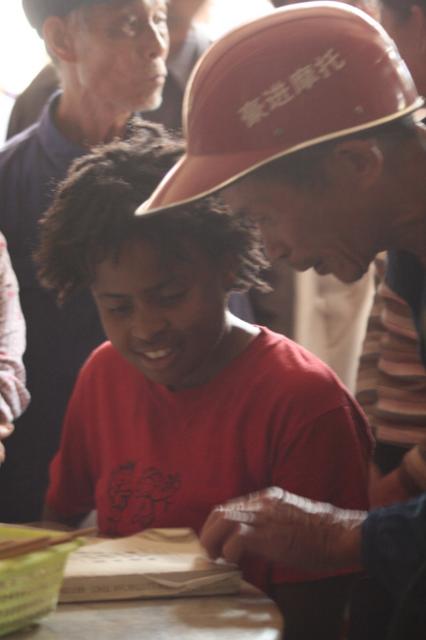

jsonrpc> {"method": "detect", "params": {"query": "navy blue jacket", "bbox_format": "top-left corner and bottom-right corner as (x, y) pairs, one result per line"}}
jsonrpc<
(0, 94), (105, 521)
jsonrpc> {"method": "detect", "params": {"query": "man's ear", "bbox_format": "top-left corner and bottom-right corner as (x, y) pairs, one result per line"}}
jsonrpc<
(330, 138), (384, 190)
(42, 16), (78, 63)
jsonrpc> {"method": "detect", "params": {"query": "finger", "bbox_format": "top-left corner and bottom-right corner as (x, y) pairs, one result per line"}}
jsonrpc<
(222, 499), (290, 526)
(223, 508), (266, 527)
(227, 486), (285, 507)
(0, 423), (14, 440)
(0, 441), (5, 464)
(201, 505), (226, 532)
(200, 511), (240, 559)
(257, 486), (286, 501)
(222, 503), (307, 547)
(221, 521), (284, 565)
(221, 523), (253, 564)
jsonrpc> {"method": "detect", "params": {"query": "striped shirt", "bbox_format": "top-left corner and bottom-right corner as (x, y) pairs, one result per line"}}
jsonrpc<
(356, 254), (426, 447)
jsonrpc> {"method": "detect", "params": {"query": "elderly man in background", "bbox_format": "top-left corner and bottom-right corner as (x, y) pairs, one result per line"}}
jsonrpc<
(0, 0), (169, 522)
(6, 0), (211, 137)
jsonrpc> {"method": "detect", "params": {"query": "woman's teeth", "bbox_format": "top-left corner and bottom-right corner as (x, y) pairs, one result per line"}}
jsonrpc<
(144, 348), (172, 360)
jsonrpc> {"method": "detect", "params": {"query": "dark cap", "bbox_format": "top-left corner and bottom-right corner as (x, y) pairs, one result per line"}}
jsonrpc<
(23, 0), (109, 34)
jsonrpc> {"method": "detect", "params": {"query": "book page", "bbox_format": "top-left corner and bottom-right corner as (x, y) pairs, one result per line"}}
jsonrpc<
(65, 528), (228, 577)
(60, 528), (241, 602)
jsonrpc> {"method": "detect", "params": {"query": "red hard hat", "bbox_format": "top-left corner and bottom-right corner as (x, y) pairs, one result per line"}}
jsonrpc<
(137, 1), (422, 215)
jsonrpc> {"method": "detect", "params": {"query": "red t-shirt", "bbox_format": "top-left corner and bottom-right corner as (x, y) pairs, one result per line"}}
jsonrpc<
(47, 327), (372, 589)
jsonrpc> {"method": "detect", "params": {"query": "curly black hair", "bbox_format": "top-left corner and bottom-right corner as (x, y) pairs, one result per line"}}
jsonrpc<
(36, 119), (269, 303)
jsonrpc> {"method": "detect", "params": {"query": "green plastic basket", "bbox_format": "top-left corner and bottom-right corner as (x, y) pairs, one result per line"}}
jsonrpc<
(0, 525), (82, 637)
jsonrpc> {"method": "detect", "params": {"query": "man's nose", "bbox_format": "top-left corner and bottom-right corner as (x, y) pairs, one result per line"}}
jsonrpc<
(143, 22), (169, 59)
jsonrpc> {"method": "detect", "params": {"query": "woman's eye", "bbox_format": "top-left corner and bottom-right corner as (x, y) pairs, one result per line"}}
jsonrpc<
(108, 305), (132, 316)
(158, 291), (187, 306)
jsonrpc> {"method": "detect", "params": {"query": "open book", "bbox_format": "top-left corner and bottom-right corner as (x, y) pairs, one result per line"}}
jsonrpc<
(59, 528), (241, 603)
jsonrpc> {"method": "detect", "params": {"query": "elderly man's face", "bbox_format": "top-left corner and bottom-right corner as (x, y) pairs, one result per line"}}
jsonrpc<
(222, 165), (379, 284)
(71, 0), (169, 113)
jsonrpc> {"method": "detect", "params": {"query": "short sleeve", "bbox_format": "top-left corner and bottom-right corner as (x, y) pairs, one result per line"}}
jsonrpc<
(46, 371), (95, 518)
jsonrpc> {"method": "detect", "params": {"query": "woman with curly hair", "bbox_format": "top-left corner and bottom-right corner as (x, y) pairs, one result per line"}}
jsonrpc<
(36, 129), (372, 638)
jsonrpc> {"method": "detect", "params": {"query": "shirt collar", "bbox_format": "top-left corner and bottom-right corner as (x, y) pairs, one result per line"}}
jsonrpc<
(36, 90), (85, 167)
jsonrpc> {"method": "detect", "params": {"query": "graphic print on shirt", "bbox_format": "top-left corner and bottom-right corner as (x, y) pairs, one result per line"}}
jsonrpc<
(106, 461), (181, 536)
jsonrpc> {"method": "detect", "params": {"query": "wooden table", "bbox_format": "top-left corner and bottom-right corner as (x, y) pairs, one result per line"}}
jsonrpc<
(11, 584), (283, 639)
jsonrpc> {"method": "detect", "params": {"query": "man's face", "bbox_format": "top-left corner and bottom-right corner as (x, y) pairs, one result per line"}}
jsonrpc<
(223, 171), (378, 284)
(92, 237), (229, 389)
(71, 0), (169, 113)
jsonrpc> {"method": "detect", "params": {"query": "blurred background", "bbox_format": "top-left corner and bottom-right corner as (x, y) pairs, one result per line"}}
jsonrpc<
(0, 0), (272, 142)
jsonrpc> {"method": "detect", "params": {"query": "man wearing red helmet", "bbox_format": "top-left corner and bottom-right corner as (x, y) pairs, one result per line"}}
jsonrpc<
(137, 3), (426, 637)
(138, 2), (423, 283)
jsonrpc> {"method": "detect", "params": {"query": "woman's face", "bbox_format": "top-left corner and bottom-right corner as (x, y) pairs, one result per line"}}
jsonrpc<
(91, 237), (231, 389)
